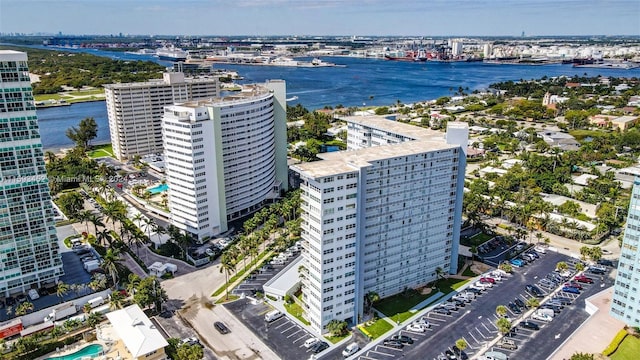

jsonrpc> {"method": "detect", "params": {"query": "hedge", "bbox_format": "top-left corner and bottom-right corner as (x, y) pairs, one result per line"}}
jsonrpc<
(603, 329), (628, 356)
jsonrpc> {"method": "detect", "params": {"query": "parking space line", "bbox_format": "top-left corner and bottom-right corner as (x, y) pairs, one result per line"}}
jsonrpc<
(359, 356), (377, 360)
(483, 322), (496, 332)
(468, 332), (481, 346)
(462, 336), (475, 350)
(370, 349), (396, 357)
(293, 335), (309, 343)
(281, 324), (299, 334)
(274, 320), (290, 329)
(287, 329), (303, 338)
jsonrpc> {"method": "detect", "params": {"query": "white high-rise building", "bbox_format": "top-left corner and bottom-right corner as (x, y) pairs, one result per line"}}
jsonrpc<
(0, 50), (63, 296)
(162, 81), (288, 241)
(611, 177), (640, 327)
(292, 116), (467, 333)
(105, 72), (219, 160)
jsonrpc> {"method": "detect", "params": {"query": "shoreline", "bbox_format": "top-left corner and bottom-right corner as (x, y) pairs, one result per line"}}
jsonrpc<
(36, 98), (106, 110)
(44, 140), (112, 155)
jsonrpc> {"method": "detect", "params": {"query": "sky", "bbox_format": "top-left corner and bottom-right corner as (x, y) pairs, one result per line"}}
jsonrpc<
(0, 0), (638, 37)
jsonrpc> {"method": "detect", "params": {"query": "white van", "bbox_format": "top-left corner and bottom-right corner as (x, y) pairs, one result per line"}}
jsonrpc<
(265, 310), (284, 322)
(536, 308), (555, 318)
(342, 342), (359, 357)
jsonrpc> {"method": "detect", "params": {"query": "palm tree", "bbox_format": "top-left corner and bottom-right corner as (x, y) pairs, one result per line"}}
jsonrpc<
(102, 248), (123, 288)
(45, 151), (57, 164)
(97, 228), (113, 247)
(364, 291), (380, 315)
(575, 262), (585, 272)
(56, 281), (70, 303)
(89, 274), (107, 292)
(89, 213), (105, 235)
(556, 261), (569, 272)
(455, 338), (468, 353)
(77, 210), (93, 234)
(495, 305), (508, 317)
(143, 217), (154, 242)
(15, 301), (34, 316)
(153, 223), (166, 247)
(109, 291), (125, 310)
(219, 252), (235, 300)
(326, 319), (347, 337)
(526, 297), (540, 308)
(434, 266), (446, 288)
(103, 200), (127, 231)
(496, 317), (512, 335)
(130, 230), (146, 257)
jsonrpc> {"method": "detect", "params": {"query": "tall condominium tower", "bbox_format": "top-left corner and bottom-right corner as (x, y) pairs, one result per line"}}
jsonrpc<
(292, 116), (467, 333)
(0, 50), (63, 296)
(104, 72), (219, 161)
(162, 81), (288, 241)
(611, 177), (640, 327)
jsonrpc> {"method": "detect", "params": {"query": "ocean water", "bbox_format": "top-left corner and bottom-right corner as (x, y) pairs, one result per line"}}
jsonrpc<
(32, 46), (640, 150)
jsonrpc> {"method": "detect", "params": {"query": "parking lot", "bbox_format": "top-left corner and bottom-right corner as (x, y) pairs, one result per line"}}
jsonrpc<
(231, 253), (301, 297)
(225, 298), (321, 360)
(356, 249), (614, 360)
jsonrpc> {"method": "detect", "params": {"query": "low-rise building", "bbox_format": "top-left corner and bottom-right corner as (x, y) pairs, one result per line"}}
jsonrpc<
(105, 304), (169, 360)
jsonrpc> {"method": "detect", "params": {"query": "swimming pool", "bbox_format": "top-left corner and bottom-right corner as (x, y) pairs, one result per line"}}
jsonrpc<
(46, 344), (104, 360)
(147, 183), (169, 194)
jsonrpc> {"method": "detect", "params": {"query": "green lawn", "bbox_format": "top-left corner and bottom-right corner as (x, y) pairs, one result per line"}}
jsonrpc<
(360, 318), (393, 339)
(88, 143), (114, 158)
(326, 333), (349, 344)
(375, 290), (433, 317)
(284, 302), (311, 325)
(461, 232), (494, 246)
(67, 88), (105, 96)
(35, 93), (64, 101)
(611, 335), (640, 360)
(569, 129), (609, 140)
(462, 266), (477, 277)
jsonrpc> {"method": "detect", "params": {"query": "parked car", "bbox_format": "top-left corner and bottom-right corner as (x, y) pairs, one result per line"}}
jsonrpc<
(539, 279), (555, 288)
(546, 300), (565, 309)
(441, 303), (459, 311)
(414, 317), (430, 328)
(526, 284), (544, 297)
(496, 338), (518, 350)
(540, 304), (562, 314)
(589, 267), (606, 275)
(520, 321), (540, 330)
(553, 297), (573, 305)
(214, 321), (230, 334)
(514, 298), (527, 309)
(452, 293), (473, 303)
(432, 307), (452, 315)
(466, 287), (483, 295)
(304, 338), (320, 348)
(530, 312), (552, 324)
(562, 286), (580, 294)
(526, 250), (540, 258)
(311, 341), (329, 354)
(510, 259), (524, 267)
(391, 335), (414, 344)
(564, 281), (583, 290)
(492, 269), (508, 277)
(342, 342), (359, 358)
(447, 298), (466, 307)
(182, 337), (202, 347)
(473, 281), (491, 290)
(534, 245), (547, 254)
(407, 323), (428, 332)
(383, 340), (404, 349)
(508, 302), (522, 314)
(480, 277), (496, 284)
(598, 259), (614, 267)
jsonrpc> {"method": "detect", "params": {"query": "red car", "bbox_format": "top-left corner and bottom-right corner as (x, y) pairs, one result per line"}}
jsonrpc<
(564, 281), (583, 290)
(480, 277), (496, 284)
(574, 275), (594, 284)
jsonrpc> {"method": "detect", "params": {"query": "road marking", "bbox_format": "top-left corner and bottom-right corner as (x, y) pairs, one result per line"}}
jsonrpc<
(463, 336), (475, 350)
(293, 335), (309, 343)
(275, 321), (290, 329)
(371, 349), (396, 357)
(484, 322), (497, 331)
(468, 332), (481, 346)
(287, 329), (303, 338)
(555, 333), (561, 339)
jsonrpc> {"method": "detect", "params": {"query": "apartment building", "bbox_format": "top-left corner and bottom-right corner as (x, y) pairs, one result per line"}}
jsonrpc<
(162, 81), (287, 241)
(105, 72), (219, 160)
(292, 116), (467, 333)
(611, 177), (640, 327)
(0, 50), (63, 296)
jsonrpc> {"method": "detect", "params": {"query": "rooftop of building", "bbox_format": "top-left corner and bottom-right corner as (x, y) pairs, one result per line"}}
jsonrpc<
(292, 116), (466, 178)
(105, 304), (168, 358)
(104, 72), (218, 89)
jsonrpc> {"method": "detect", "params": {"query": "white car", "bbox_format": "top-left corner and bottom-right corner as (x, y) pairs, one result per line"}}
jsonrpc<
(475, 280), (492, 288)
(531, 312), (553, 322)
(342, 342), (359, 357)
(406, 323), (427, 332)
(304, 337), (320, 348)
(534, 246), (547, 254)
(414, 317), (430, 328)
(492, 269), (508, 276)
(470, 283), (487, 291)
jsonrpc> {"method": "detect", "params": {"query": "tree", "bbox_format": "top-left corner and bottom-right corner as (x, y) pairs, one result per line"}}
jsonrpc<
(87, 312), (103, 328)
(133, 276), (167, 313)
(326, 319), (348, 337)
(496, 317), (512, 335)
(89, 213), (105, 235)
(525, 297), (540, 308)
(77, 210), (93, 234)
(455, 338), (468, 352)
(575, 262), (585, 272)
(57, 191), (84, 217)
(556, 261), (569, 272)
(175, 343), (204, 360)
(102, 248), (123, 288)
(97, 228), (114, 247)
(364, 291), (380, 315)
(66, 117), (98, 150)
(434, 267), (446, 288)
(56, 281), (70, 303)
(579, 246), (591, 261)
(499, 262), (513, 274)
(15, 301), (34, 316)
(109, 290), (126, 310)
(495, 305), (508, 317)
(219, 252), (235, 300)
(589, 247), (603, 262)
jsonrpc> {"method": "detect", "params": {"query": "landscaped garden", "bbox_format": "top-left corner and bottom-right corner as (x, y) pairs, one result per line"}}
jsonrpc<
(610, 332), (640, 360)
(359, 318), (394, 340)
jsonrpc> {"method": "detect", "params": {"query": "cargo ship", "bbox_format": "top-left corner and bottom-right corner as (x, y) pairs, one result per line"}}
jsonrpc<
(156, 47), (188, 62)
(384, 49), (428, 62)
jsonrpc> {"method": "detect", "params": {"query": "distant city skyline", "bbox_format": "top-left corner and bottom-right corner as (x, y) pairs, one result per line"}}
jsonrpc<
(1, 0), (639, 37)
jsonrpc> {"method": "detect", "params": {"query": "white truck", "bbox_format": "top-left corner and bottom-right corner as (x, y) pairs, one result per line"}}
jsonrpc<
(84, 260), (100, 272)
(44, 303), (77, 322)
(86, 296), (104, 308)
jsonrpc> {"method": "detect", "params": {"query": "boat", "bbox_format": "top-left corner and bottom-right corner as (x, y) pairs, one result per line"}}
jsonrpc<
(125, 48), (157, 56)
(384, 49), (428, 62)
(286, 96), (299, 102)
(156, 47), (188, 62)
(268, 57), (299, 66)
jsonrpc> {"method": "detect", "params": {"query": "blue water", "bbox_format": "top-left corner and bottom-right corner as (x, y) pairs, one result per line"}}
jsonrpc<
(148, 183), (169, 194)
(46, 343), (104, 360)
(31, 45), (640, 150)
